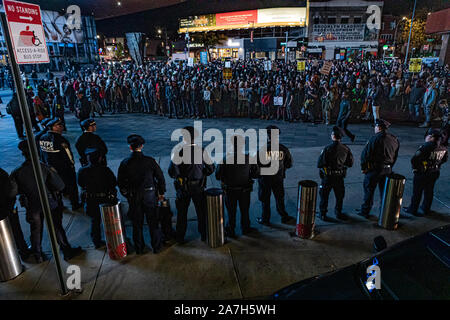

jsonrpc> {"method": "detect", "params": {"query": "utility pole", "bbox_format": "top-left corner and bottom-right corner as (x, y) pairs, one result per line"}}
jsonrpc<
(285, 31), (288, 63)
(404, 0), (417, 65)
(0, 12), (68, 296)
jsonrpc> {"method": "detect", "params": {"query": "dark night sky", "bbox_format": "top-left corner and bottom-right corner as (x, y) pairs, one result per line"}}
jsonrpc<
(95, 0), (449, 37)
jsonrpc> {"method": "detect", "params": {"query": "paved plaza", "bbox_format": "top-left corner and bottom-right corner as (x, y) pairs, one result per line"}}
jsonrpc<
(0, 91), (449, 299)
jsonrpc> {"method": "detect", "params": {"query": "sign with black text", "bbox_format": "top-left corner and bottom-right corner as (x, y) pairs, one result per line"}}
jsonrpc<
(4, 0), (49, 64)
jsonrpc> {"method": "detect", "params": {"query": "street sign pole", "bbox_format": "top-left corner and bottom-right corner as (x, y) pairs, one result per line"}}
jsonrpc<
(404, 0), (417, 65)
(0, 8), (67, 295)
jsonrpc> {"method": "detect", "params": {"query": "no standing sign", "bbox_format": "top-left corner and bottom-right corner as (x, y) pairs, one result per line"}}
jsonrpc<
(4, 0), (49, 64)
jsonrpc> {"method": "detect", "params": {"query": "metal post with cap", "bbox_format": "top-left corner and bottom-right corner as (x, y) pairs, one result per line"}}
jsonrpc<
(0, 2), (68, 295)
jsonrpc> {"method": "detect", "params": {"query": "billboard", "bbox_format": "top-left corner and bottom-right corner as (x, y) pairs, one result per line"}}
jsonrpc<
(216, 10), (257, 26)
(180, 14), (216, 28)
(41, 10), (84, 43)
(179, 7), (306, 33)
(257, 8), (306, 25)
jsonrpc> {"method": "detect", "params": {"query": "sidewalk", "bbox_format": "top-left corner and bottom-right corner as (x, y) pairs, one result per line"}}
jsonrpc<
(0, 101), (448, 300)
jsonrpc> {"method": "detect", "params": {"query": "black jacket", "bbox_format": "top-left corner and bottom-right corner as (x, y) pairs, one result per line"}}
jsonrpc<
(258, 141), (292, 179)
(168, 144), (215, 183)
(39, 131), (75, 174)
(118, 151), (166, 196)
(0, 168), (16, 220)
(318, 141), (353, 170)
(75, 132), (108, 166)
(361, 131), (400, 171)
(215, 153), (259, 189)
(10, 160), (65, 212)
(78, 164), (117, 194)
(411, 141), (448, 173)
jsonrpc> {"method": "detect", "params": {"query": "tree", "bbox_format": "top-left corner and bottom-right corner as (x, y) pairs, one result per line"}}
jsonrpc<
(114, 42), (126, 60)
(194, 32), (227, 61)
(399, 8), (439, 57)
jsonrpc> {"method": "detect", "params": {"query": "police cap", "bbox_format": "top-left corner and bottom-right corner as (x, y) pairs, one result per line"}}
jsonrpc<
(375, 119), (390, 129)
(425, 128), (441, 139)
(40, 118), (52, 128)
(46, 118), (63, 130)
(127, 134), (145, 148)
(80, 118), (96, 130)
(331, 126), (344, 139)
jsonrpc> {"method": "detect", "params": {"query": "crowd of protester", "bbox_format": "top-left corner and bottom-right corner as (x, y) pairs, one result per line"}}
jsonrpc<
(3, 58), (449, 138)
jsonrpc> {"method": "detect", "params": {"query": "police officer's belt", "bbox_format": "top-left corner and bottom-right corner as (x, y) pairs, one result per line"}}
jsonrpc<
(223, 184), (252, 192)
(326, 169), (346, 176)
(87, 192), (108, 198)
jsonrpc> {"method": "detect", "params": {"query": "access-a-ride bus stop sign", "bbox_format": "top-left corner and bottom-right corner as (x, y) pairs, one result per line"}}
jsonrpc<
(4, 0), (49, 64)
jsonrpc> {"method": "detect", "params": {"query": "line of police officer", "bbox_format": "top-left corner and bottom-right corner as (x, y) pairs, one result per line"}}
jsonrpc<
(2, 117), (448, 262)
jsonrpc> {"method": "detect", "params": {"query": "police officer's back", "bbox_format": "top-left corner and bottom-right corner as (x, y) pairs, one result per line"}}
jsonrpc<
(404, 129), (448, 216)
(168, 126), (215, 243)
(118, 135), (166, 254)
(78, 148), (117, 248)
(256, 125), (295, 225)
(317, 127), (353, 221)
(358, 119), (399, 218)
(10, 140), (82, 262)
(75, 118), (108, 167)
(215, 135), (259, 237)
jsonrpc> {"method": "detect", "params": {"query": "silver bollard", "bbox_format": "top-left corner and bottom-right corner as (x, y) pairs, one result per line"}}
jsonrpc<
(100, 201), (127, 260)
(296, 180), (318, 239)
(0, 217), (23, 282)
(379, 173), (406, 230)
(205, 188), (225, 248)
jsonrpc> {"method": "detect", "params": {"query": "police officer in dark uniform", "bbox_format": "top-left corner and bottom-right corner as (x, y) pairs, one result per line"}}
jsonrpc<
(75, 118), (108, 167)
(78, 148), (117, 248)
(10, 140), (83, 262)
(256, 125), (295, 226)
(168, 126), (215, 243)
(318, 126), (354, 221)
(215, 135), (259, 238)
(0, 167), (32, 260)
(404, 129), (448, 216)
(39, 118), (82, 211)
(118, 135), (166, 254)
(357, 119), (400, 218)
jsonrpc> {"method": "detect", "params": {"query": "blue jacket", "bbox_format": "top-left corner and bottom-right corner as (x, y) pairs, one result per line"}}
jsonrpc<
(423, 88), (437, 108)
(338, 99), (351, 120)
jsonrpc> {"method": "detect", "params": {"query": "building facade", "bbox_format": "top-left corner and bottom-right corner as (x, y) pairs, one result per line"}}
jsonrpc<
(177, 6), (308, 61)
(307, 0), (383, 60)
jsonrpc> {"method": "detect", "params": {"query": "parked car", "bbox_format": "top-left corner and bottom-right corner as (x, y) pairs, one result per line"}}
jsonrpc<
(272, 224), (450, 300)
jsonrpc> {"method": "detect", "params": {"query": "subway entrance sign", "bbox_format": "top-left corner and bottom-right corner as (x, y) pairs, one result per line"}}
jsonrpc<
(4, 0), (49, 64)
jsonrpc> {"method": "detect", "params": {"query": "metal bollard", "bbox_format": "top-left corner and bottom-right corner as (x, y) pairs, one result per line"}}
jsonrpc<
(205, 188), (225, 248)
(0, 217), (23, 282)
(296, 180), (318, 239)
(100, 201), (127, 260)
(379, 173), (406, 230)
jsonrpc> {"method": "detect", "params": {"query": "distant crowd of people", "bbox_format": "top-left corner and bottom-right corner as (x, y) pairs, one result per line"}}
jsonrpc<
(3, 58), (448, 140)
